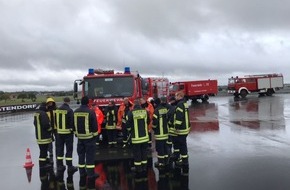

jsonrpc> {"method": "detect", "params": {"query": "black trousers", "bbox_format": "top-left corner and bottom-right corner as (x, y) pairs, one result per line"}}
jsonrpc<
(38, 143), (49, 167)
(107, 129), (117, 145)
(132, 142), (148, 171)
(77, 138), (96, 177)
(122, 123), (128, 144)
(174, 134), (188, 163)
(155, 139), (168, 164)
(56, 133), (74, 166)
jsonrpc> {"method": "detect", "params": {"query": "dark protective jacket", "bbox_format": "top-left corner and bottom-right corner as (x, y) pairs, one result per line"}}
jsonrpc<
(34, 103), (52, 144)
(105, 106), (118, 130)
(173, 98), (191, 135)
(55, 103), (74, 134)
(152, 103), (169, 140)
(126, 105), (150, 144)
(46, 97), (57, 130)
(74, 105), (98, 139)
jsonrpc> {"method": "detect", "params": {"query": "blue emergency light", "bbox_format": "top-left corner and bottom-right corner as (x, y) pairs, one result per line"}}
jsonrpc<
(88, 68), (94, 75)
(124, 67), (131, 74)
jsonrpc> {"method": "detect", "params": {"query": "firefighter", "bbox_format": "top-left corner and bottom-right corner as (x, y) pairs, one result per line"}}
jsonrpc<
(104, 100), (118, 147)
(173, 91), (191, 168)
(55, 97), (78, 175)
(92, 103), (104, 147)
(74, 96), (99, 188)
(117, 97), (134, 148)
(33, 102), (52, 170)
(152, 97), (169, 169)
(167, 96), (177, 161)
(126, 99), (150, 174)
(46, 97), (57, 165)
(140, 97), (154, 150)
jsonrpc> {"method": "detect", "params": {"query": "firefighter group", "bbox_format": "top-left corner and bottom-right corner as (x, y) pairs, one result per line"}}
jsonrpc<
(33, 91), (191, 189)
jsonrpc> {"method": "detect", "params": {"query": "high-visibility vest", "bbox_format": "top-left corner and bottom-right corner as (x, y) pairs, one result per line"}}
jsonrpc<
(174, 101), (191, 135)
(153, 106), (169, 140)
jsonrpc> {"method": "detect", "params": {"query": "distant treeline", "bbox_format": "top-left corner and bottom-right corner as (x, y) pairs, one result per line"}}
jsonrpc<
(0, 91), (74, 104)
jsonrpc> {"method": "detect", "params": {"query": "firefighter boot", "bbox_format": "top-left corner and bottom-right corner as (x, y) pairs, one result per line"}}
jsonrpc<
(79, 174), (87, 189)
(87, 176), (95, 190)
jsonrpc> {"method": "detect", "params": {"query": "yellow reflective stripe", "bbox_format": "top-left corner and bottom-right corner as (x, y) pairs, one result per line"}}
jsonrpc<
(67, 183), (73, 188)
(57, 157), (64, 160)
(65, 157), (73, 161)
(78, 164), (85, 168)
(55, 110), (68, 131)
(39, 158), (47, 161)
(106, 125), (116, 130)
(74, 112), (89, 136)
(40, 176), (47, 180)
(175, 120), (182, 125)
(35, 113), (41, 139)
(134, 162), (142, 166)
(159, 114), (164, 135)
(176, 128), (190, 135)
(132, 136), (149, 144)
(153, 114), (158, 119)
(76, 135), (93, 139)
(155, 135), (168, 140)
(176, 107), (183, 112)
(181, 154), (188, 158)
(157, 155), (165, 159)
(57, 130), (71, 134)
(141, 160), (147, 164)
(132, 109), (148, 143)
(86, 165), (95, 169)
(37, 139), (52, 144)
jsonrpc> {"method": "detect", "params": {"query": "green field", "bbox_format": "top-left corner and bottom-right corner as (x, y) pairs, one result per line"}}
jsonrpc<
(0, 95), (74, 106)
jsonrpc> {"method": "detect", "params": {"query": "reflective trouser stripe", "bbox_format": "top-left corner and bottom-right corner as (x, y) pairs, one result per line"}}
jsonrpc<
(86, 165), (95, 169)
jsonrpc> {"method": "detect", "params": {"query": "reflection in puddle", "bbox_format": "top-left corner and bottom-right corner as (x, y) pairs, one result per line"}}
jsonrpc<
(229, 96), (285, 129)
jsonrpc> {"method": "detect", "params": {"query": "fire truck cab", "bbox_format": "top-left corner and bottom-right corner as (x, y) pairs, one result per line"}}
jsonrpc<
(228, 73), (284, 98)
(73, 67), (169, 109)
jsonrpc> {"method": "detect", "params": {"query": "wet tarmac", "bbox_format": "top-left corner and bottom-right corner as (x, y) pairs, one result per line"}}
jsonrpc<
(1, 94), (290, 189)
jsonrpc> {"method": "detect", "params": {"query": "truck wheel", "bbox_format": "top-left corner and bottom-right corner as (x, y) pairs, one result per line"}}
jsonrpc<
(266, 89), (274, 96)
(240, 90), (247, 98)
(202, 95), (209, 103)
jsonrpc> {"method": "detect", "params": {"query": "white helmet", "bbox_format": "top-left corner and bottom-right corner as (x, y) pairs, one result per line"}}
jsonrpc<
(147, 97), (154, 102)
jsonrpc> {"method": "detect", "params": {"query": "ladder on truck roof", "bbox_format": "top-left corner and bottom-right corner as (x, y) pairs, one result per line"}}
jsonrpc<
(244, 73), (282, 78)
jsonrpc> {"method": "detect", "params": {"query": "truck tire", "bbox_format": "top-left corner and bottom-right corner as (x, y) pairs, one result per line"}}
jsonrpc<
(201, 95), (209, 103)
(266, 89), (274, 96)
(240, 89), (247, 98)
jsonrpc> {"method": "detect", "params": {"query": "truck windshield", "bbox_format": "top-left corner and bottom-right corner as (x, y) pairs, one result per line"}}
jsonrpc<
(84, 76), (134, 98)
(228, 78), (235, 84)
(169, 84), (180, 91)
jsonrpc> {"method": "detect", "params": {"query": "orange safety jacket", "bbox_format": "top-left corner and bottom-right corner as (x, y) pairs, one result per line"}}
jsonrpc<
(145, 101), (154, 132)
(94, 106), (104, 134)
(117, 101), (134, 129)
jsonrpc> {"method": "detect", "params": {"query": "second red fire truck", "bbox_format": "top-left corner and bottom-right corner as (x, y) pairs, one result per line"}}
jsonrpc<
(227, 73), (284, 98)
(169, 80), (218, 102)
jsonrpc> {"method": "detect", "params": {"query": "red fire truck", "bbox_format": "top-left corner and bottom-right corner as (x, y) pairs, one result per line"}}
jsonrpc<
(227, 73), (284, 98)
(73, 67), (169, 109)
(169, 80), (218, 102)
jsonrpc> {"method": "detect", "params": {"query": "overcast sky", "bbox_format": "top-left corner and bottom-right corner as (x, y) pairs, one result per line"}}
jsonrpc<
(1, 0), (290, 92)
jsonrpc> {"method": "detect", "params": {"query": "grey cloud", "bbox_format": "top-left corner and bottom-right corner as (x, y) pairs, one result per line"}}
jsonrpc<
(0, 0), (289, 91)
